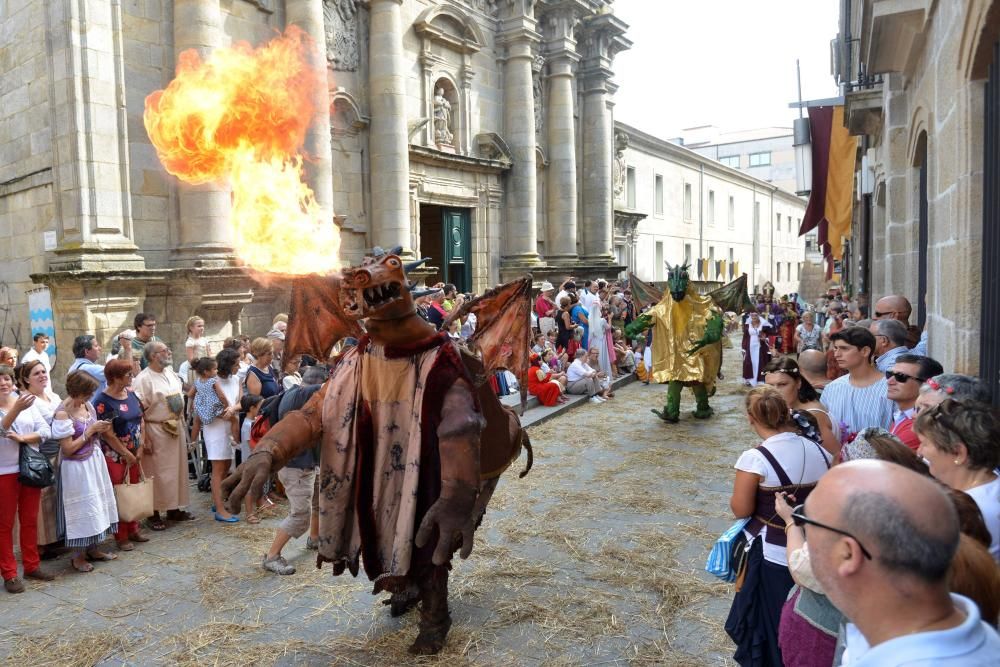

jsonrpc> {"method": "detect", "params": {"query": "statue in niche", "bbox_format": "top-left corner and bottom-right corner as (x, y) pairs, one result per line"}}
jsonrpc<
(613, 131), (629, 200)
(434, 88), (454, 146)
(532, 57), (545, 139)
(323, 0), (359, 71)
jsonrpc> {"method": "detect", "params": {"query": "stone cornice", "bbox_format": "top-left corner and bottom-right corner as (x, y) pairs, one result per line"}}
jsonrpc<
(408, 144), (512, 174)
(30, 266), (297, 289)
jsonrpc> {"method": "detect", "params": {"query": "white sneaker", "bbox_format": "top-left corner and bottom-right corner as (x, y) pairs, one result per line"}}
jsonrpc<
(590, 396), (606, 404)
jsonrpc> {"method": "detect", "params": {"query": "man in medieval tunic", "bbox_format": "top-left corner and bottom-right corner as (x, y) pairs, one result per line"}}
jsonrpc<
(133, 341), (193, 530)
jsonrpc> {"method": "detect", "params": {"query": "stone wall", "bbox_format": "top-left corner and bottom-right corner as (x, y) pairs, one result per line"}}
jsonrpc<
(0, 0), (53, 348)
(860, 0), (998, 373)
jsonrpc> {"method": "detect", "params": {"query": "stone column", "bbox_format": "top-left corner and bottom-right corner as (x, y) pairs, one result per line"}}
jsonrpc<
(285, 0), (335, 227)
(368, 0), (412, 256)
(499, 1), (542, 268)
(44, 0), (144, 271)
(542, 3), (583, 264)
(579, 13), (631, 264)
(172, 0), (232, 266)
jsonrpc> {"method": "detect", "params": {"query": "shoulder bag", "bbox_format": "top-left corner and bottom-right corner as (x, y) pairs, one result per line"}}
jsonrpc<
(113, 462), (155, 522)
(705, 517), (751, 583)
(18, 443), (56, 488)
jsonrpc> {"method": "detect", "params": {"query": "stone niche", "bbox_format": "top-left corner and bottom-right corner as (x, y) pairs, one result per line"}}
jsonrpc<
(414, 4), (486, 155)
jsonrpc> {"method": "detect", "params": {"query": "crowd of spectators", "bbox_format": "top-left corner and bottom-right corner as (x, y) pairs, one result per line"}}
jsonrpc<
(0, 311), (338, 593)
(428, 277), (643, 406)
(726, 287), (1000, 666)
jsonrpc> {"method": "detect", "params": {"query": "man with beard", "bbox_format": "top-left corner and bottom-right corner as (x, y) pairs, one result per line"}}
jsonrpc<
(133, 341), (193, 530)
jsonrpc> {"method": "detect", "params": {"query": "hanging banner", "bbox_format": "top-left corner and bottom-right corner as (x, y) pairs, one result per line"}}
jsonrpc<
(27, 288), (56, 363)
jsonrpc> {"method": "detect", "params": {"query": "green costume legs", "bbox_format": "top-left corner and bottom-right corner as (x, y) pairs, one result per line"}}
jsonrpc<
(692, 384), (713, 419)
(651, 381), (683, 423)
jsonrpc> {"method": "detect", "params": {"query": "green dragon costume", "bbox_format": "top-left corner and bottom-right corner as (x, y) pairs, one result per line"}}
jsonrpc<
(626, 263), (725, 423)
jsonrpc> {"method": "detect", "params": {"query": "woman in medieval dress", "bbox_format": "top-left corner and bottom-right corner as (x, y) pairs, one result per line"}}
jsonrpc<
(742, 311), (771, 387)
(588, 301), (615, 379)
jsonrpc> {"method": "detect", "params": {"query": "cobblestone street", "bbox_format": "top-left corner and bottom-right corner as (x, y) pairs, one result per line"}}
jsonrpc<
(0, 348), (751, 666)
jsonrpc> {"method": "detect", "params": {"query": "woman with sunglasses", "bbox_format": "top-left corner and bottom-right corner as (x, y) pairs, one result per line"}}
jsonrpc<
(913, 400), (1000, 561)
(725, 386), (832, 666)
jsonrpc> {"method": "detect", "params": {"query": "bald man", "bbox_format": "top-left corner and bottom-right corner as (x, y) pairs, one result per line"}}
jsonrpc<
(873, 295), (921, 349)
(797, 349), (829, 393)
(801, 461), (1000, 665)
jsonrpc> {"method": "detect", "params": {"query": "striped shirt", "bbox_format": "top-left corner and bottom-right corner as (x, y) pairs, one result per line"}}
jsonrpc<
(821, 375), (895, 440)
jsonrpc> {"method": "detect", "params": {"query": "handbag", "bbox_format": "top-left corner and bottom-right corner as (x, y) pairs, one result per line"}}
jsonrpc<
(18, 443), (56, 488)
(113, 462), (155, 523)
(705, 517), (751, 582)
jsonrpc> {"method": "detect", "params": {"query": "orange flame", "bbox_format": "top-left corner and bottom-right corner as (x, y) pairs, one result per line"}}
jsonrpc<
(143, 27), (340, 275)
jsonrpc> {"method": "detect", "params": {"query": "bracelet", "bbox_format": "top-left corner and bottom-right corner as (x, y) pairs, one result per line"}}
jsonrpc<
(246, 450), (274, 461)
(783, 523), (796, 534)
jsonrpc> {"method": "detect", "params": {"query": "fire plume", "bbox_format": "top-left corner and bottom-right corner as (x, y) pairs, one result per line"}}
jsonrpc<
(144, 27), (340, 274)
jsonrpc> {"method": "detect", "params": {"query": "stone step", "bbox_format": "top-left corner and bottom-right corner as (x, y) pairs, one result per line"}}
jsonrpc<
(500, 372), (638, 429)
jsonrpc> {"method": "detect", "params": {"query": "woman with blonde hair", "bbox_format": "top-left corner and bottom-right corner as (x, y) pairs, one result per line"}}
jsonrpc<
(725, 385), (832, 666)
(913, 399), (1000, 560)
(245, 337), (280, 398)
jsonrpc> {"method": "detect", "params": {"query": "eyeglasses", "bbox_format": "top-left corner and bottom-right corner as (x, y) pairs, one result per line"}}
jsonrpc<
(874, 311), (897, 319)
(886, 370), (924, 384)
(791, 504), (873, 560)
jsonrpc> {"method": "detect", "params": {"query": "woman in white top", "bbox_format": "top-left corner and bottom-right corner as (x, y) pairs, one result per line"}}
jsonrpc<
(0, 364), (54, 593)
(763, 357), (841, 457)
(17, 361), (65, 553)
(198, 349), (242, 523)
(725, 386), (831, 666)
(793, 311), (823, 353)
(57, 371), (118, 573)
(914, 399), (1000, 561)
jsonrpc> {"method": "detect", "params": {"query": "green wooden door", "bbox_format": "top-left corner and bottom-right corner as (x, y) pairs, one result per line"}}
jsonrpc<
(442, 208), (471, 293)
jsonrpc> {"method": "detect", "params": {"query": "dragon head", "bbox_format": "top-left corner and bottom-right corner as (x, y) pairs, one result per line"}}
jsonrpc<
(339, 246), (419, 321)
(666, 262), (691, 302)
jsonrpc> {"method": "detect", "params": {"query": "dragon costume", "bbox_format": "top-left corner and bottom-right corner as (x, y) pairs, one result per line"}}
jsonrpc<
(625, 263), (727, 423)
(223, 247), (532, 655)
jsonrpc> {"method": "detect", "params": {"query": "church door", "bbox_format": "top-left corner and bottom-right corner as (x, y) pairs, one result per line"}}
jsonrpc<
(442, 208), (471, 294)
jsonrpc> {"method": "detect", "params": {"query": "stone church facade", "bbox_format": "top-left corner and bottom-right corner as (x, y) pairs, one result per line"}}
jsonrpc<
(0, 0), (629, 369)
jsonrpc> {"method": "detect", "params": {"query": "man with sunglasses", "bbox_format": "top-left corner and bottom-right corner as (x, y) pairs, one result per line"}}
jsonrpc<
(886, 354), (943, 452)
(802, 460), (1000, 666)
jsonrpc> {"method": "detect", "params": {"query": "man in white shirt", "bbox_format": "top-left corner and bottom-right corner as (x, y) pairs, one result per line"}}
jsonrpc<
(554, 279), (576, 310)
(20, 333), (51, 373)
(578, 280), (599, 312)
(804, 460), (1000, 666)
(565, 349), (609, 403)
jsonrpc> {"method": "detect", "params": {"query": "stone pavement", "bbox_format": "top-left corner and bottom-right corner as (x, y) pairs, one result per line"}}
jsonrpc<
(0, 352), (751, 666)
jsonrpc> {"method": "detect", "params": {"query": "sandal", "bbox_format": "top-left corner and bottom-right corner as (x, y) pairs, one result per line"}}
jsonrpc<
(166, 509), (196, 522)
(148, 517), (167, 531)
(71, 558), (94, 573)
(246, 513), (261, 525)
(86, 549), (118, 562)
